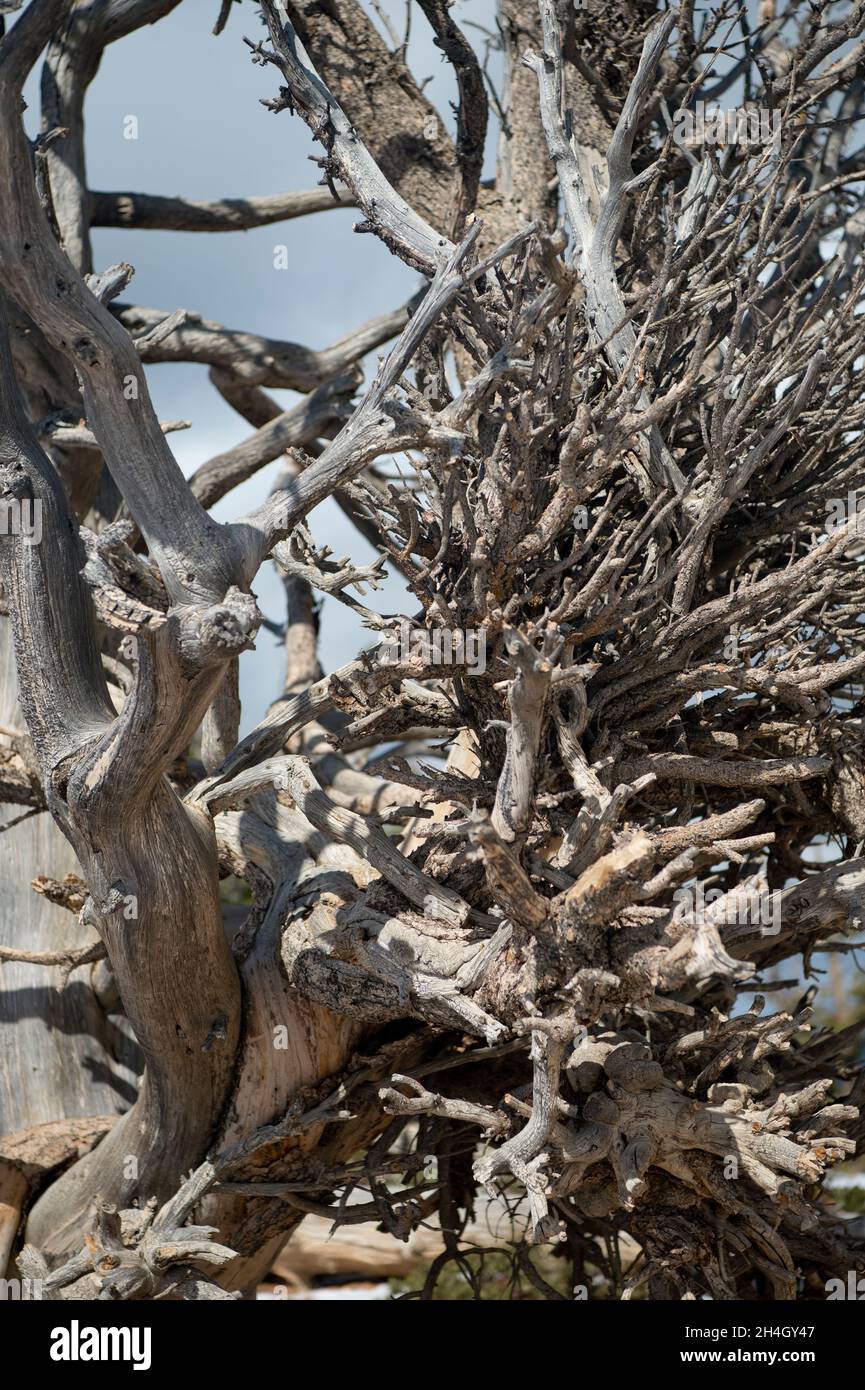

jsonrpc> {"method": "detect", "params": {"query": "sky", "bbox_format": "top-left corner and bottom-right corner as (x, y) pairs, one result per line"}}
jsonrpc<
(10, 0), (861, 1023)
(22, 0), (499, 731)
(16, 0), (764, 737)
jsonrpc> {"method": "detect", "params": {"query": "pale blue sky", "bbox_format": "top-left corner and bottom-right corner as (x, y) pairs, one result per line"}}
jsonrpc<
(23, 0), (498, 730)
(17, 1), (772, 731)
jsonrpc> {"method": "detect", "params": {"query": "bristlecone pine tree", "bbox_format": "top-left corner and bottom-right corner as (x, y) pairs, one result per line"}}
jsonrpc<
(1, 0), (865, 1303)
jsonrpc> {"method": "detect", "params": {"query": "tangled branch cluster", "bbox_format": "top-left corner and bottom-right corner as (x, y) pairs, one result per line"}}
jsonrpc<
(2, 0), (865, 1300)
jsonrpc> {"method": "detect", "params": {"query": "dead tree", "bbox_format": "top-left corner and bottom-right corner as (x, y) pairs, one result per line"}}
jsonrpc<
(2, 0), (865, 1301)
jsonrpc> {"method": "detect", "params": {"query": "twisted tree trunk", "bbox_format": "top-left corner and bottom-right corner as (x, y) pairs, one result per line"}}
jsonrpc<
(1, 0), (865, 1304)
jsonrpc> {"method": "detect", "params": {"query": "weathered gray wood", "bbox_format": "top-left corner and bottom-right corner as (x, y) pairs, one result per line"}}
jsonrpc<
(257, 0), (455, 275)
(0, 626), (139, 1138)
(1, 0), (864, 1304)
(112, 299), (413, 393)
(90, 185), (350, 232)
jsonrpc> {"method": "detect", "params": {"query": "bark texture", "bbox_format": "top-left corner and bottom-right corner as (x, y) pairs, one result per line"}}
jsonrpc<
(1, 0), (865, 1303)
